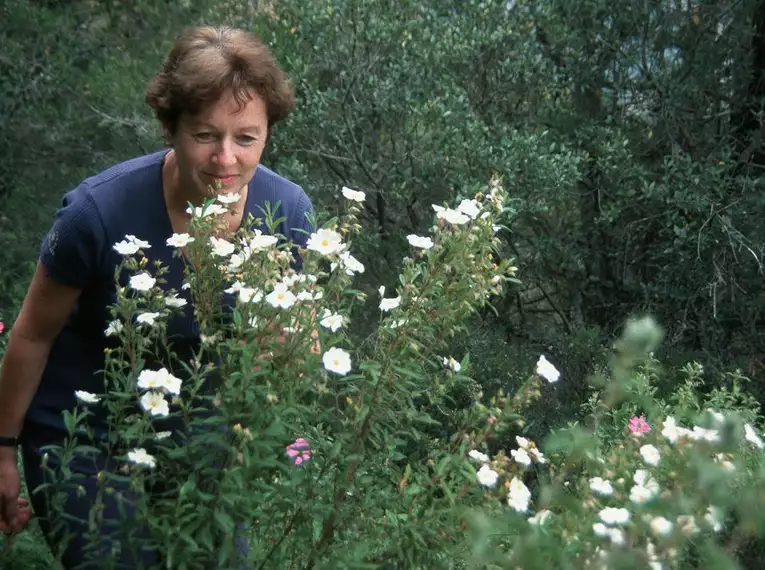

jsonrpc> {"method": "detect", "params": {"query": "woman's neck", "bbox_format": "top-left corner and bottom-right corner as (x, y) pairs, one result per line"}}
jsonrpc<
(162, 150), (203, 214)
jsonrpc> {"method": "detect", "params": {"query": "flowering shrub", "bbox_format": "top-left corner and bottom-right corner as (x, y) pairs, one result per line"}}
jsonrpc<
(36, 178), (765, 569)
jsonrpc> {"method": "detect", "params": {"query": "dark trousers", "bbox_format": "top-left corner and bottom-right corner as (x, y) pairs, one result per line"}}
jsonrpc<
(21, 428), (161, 569)
(21, 424), (250, 570)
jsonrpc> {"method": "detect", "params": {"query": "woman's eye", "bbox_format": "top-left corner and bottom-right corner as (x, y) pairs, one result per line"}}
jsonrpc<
(194, 132), (214, 142)
(237, 136), (256, 146)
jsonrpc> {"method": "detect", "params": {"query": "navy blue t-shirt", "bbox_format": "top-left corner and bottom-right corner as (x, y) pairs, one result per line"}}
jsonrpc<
(24, 150), (313, 438)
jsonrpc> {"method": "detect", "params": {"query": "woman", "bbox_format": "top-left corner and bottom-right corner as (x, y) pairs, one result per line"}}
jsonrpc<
(0, 25), (313, 568)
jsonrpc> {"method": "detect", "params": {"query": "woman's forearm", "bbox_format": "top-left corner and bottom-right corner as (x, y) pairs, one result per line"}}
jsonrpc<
(0, 333), (52, 438)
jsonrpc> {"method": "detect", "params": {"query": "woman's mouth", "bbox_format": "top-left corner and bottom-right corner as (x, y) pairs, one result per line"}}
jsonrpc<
(205, 173), (238, 185)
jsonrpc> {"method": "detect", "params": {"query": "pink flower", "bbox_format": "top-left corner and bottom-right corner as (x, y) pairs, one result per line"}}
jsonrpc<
(628, 415), (651, 436)
(0, 321), (4, 334)
(286, 438), (312, 466)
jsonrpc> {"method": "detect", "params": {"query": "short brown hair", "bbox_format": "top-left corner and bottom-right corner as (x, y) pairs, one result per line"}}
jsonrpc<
(145, 26), (295, 134)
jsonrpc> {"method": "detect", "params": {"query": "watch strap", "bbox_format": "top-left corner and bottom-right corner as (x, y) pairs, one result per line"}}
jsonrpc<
(0, 436), (19, 447)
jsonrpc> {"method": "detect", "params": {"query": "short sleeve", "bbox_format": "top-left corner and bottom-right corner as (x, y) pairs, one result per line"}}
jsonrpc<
(39, 186), (105, 289)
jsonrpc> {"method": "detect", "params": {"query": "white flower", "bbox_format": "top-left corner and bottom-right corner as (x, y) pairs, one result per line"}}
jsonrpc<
(706, 409), (725, 427)
(166, 233), (194, 248)
(443, 356), (461, 373)
(528, 510), (551, 526)
(250, 234), (279, 252)
(75, 391), (100, 404)
(744, 424), (764, 449)
(646, 541), (663, 570)
(599, 507), (630, 526)
(225, 280), (245, 294)
(104, 320), (123, 337)
(507, 477), (531, 512)
(227, 252), (246, 271)
(210, 236), (235, 257)
(476, 464), (499, 488)
(136, 312), (161, 326)
(265, 283), (297, 309)
(406, 234), (434, 249)
(341, 186), (366, 202)
(306, 229), (345, 255)
(154, 368), (182, 396)
(137, 369), (163, 391)
(378, 285), (386, 297)
(630, 469), (660, 504)
(436, 207), (470, 225)
(380, 296), (402, 312)
(661, 416), (692, 444)
(705, 506), (723, 532)
(511, 448), (532, 467)
(129, 272), (156, 292)
(322, 347), (352, 375)
(140, 391), (170, 417)
(113, 240), (141, 255)
(528, 447), (546, 464)
(640, 444), (661, 466)
(691, 425), (720, 443)
(456, 198), (480, 219)
(297, 290), (321, 302)
(589, 477), (614, 497)
(320, 310), (344, 332)
(650, 516), (673, 537)
(216, 192), (241, 205)
(238, 286), (264, 304)
(598, 527), (625, 545)
(468, 449), (490, 463)
(536, 355), (560, 383)
(630, 484), (657, 505)
(516, 436), (530, 449)
(281, 274), (301, 287)
(127, 448), (156, 469)
(333, 251), (365, 275)
(592, 522), (610, 538)
(123, 235), (150, 248)
(155, 431), (172, 440)
(186, 203), (227, 217)
(114, 235), (151, 255)
(165, 294), (187, 308)
(677, 515), (699, 536)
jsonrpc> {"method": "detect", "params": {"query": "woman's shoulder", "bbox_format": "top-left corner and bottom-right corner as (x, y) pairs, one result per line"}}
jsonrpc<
(62, 151), (166, 220)
(250, 164), (309, 211)
(77, 150), (166, 196)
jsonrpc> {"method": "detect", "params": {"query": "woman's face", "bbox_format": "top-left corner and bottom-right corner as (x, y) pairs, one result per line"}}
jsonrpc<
(170, 89), (269, 198)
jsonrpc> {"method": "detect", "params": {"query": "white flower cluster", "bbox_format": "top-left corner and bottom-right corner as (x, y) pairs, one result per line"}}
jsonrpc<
(510, 436), (546, 467)
(466, 440), (540, 514)
(577, 411), (759, 567)
(74, 390), (101, 405)
(136, 367), (182, 418)
(113, 235), (151, 256)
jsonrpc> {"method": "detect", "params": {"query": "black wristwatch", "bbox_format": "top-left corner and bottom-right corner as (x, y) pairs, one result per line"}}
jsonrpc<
(0, 436), (19, 447)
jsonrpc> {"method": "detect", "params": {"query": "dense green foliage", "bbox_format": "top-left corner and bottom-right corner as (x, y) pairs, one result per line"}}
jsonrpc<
(2, 0), (765, 568)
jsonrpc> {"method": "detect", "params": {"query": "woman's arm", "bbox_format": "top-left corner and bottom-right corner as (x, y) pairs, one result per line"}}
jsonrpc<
(0, 262), (82, 532)
(0, 262), (82, 440)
